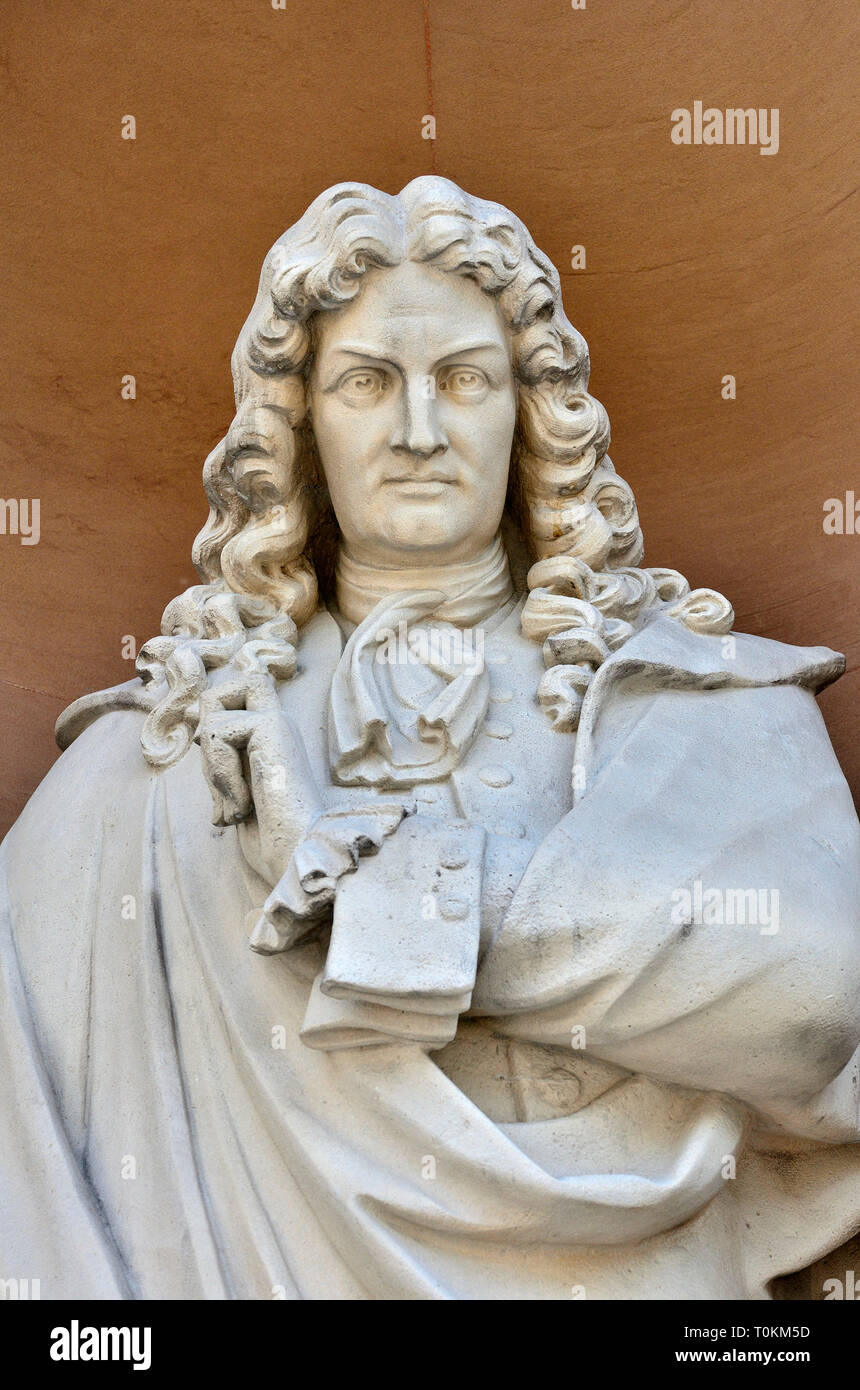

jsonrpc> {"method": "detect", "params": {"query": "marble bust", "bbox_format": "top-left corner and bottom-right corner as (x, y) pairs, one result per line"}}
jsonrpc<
(2, 177), (858, 1301)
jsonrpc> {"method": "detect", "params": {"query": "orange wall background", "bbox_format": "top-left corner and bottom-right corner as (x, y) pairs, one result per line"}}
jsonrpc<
(1, 0), (857, 846)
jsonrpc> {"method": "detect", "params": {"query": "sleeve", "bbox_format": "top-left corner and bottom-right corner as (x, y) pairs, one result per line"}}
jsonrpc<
(471, 676), (860, 1140)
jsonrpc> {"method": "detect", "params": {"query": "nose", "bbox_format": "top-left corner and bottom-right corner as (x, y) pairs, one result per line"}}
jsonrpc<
(390, 376), (448, 458)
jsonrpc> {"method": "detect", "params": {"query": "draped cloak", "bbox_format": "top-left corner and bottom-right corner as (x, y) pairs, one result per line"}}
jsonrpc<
(1, 602), (859, 1300)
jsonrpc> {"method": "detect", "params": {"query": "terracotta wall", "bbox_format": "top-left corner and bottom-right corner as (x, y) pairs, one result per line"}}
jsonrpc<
(0, 0), (858, 1300)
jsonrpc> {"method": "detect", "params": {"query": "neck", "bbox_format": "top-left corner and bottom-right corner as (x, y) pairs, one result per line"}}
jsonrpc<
(335, 534), (514, 626)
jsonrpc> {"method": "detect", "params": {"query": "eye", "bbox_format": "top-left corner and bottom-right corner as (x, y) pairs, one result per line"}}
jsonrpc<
(337, 367), (391, 402)
(438, 366), (488, 398)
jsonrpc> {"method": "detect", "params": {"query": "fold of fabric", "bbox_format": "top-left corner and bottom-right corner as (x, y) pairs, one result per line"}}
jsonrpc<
(300, 974), (459, 1050)
(2, 615), (859, 1300)
(328, 590), (490, 787)
(474, 621), (860, 1143)
(334, 533), (512, 627)
(0, 716), (754, 1297)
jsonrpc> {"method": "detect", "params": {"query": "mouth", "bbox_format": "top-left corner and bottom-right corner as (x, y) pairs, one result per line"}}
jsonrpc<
(385, 475), (456, 498)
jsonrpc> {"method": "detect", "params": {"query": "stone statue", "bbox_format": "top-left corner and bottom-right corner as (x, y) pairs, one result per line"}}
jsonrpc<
(2, 177), (858, 1301)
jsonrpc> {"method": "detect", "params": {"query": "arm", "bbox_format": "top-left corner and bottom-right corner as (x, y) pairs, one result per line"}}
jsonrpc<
(472, 680), (860, 1138)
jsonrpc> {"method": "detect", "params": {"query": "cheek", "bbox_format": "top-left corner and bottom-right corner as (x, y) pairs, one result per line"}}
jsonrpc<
(313, 397), (390, 463)
(447, 398), (516, 485)
(309, 396), (345, 458)
(324, 466), (374, 532)
(311, 403), (372, 502)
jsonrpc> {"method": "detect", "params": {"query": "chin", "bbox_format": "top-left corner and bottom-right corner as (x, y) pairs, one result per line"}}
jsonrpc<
(383, 509), (469, 559)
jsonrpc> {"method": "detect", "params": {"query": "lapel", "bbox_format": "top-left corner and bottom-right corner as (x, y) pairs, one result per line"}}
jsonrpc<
(573, 615), (844, 805)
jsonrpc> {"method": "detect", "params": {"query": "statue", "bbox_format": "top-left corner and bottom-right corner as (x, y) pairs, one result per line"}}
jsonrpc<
(2, 177), (858, 1301)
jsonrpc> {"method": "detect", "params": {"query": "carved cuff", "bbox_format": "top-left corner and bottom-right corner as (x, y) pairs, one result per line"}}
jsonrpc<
(301, 815), (486, 1050)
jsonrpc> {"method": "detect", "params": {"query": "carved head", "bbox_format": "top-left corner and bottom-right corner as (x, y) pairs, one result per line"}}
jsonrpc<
(128, 179), (730, 768)
(192, 177), (640, 623)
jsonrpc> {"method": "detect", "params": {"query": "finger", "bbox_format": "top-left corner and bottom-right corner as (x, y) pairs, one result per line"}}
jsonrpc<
(199, 679), (258, 714)
(199, 710), (258, 749)
(241, 672), (280, 713)
(202, 673), (279, 715)
(194, 686), (259, 825)
(197, 726), (252, 824)
(196, 684), (257, 745)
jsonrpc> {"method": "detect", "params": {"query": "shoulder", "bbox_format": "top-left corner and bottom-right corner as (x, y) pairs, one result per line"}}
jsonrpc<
(4, 707), (154, 861)
(601, 614), (845, 694)
(575, 616), (852, 806)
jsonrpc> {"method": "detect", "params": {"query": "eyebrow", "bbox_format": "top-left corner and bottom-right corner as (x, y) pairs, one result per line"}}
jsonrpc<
(322, 341), (510, 370)
(324, 346), (398, 369)
(435, 341), (510, 365)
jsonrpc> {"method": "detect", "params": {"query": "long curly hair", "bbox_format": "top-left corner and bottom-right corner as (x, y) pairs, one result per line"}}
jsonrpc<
(57, 176), (731, 762)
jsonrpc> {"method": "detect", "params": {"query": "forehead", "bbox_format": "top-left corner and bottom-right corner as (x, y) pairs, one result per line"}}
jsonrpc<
(312, 259), (510, 364)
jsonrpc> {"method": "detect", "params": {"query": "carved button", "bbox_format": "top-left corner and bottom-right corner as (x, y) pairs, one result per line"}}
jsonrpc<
(479, 764), (513, 788)
(493, 821), (526, 839)
(438, 894), (470, 921)
(484, 719), (513, 740)
(489, 685), (514, 703)
(440, 847), (469, 870)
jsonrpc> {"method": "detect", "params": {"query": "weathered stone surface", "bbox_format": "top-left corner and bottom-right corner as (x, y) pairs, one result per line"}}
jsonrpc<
(2, 179), (858, 1300)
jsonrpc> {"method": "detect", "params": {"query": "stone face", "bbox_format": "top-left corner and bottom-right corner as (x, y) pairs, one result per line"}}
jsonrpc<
(2, 177), (859, 1300)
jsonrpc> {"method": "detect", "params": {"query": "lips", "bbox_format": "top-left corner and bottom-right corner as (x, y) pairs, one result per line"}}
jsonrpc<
(386, 471), (456, 485)
(386, 477), (454, 498)
(386, 472), (455, 483)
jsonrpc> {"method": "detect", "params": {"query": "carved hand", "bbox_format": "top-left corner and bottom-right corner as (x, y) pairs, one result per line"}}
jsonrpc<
(193, 671), (322, 884)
